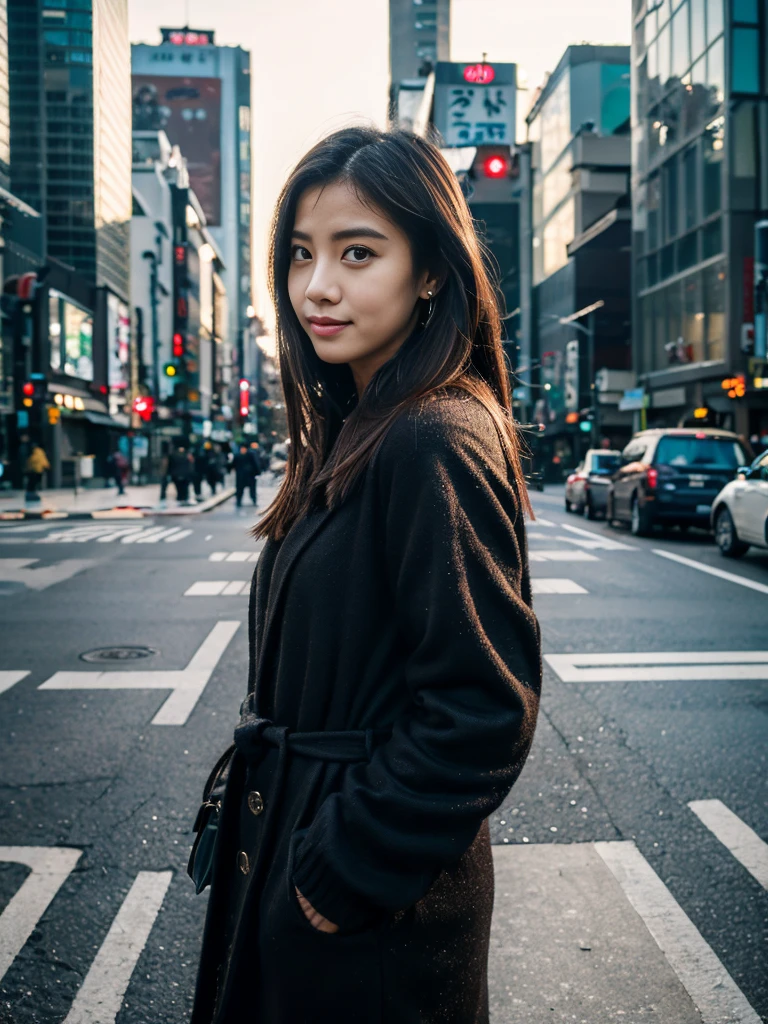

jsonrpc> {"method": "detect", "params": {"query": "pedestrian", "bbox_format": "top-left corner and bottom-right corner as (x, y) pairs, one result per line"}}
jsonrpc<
(202, 441), (219, 495)
(189, 127), (542, 1024)
(193, 444), (208, 502)
(232, 443), (258, 508)
(168, 443), (193, 503)
(108, 449), (129, 496)
(24, 441), (50, 501)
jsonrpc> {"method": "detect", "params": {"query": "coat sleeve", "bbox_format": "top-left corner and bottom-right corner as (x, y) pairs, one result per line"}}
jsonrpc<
(291, 403), (542, 930)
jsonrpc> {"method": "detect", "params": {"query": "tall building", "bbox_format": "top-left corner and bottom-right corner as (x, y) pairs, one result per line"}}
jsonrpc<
(389, 0), (450, 125)
(524, 45), (633, 470)
(131, 29), (251, 383)
(630, 0), (768, 445)
(7, 0), (131, 299)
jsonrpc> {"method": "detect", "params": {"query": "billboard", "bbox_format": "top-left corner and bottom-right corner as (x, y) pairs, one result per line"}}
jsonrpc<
(132, 75), (221, 225)
(433, 62), (517, 147)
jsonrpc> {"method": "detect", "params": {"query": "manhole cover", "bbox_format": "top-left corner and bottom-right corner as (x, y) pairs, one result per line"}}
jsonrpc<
(79, 646), (159, 663)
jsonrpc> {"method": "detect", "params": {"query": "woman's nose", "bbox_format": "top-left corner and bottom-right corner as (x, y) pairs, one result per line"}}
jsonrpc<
(305, 261), (342, 305)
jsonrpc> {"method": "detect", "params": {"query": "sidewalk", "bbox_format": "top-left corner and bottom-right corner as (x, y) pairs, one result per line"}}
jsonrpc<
(0, 480), (236, 520)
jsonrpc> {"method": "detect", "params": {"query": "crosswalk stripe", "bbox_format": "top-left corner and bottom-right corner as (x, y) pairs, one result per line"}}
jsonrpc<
(96, 527), (147, 543)
(561, 523), (638, 550)
(528, 549), (600, 562)
(135, 527), (183, 543)
(594, 841), (761, 1024)
(209, 551), (259, 562)
(531, 516), (555, 526)
(165, 529), (192, 542)
(653, 549), (768, 595)
(62, 871), (172, 1024)
(0, 671), (29, 695)
(531, 578), (588, 594)
(120, 526), (168, 544)
(184, 580), (249, 596)
(545, 650), (768, 683)
(688, 800), (768, 890)
(0, 847), (83, 984)
(37, 525), (193, 545)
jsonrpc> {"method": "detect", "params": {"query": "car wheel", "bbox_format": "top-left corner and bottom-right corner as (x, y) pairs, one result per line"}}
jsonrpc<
(585, 497), (598, 520)
(630, 494), (654, 537)
(714, 506), (749, 558)
(565, 498), (572, 512)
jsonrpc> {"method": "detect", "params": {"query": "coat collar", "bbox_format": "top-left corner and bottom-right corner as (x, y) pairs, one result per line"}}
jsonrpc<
(252, 503), (336, 697)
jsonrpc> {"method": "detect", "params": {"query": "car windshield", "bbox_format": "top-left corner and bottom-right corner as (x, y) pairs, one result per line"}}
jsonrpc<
(655, 436), (748, 470)
(590, 454), (621, 474)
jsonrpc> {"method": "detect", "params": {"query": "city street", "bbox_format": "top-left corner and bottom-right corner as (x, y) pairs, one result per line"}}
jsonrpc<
(0, 483), (766, 1024)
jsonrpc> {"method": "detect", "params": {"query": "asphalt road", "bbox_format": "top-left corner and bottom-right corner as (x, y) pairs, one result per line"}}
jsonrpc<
(0, 481), (765, 1024)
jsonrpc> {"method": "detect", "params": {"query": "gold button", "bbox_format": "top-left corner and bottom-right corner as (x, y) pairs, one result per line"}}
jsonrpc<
(237, 850), (250, 875)
(247, 790), (264, 816)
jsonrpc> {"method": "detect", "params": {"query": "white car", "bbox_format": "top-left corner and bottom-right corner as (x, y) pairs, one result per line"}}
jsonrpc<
(711, 451), (768, 557)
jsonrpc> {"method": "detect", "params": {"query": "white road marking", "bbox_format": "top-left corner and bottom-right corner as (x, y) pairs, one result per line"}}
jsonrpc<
(545, 650), (768, 683)
(0, 671), (29, 695)
(38, 524), (193, 545)
(531, 578), (588, 594)
(164, 529), (192, 543)
(530, 516), (555, 526)
(594, 841), (761, 1024)
(0, 558), (93, 591)
(134, 527), (183, 543)
(38, 620), (240, 725)
(95, 527), (146, 543)
(120, 526), (169, 544)
(63, 871), (172, 1024)
(653, 549), (768, 595)
(0, 846), (82, 984)
(688, 800), (768, 891)
(208, 551), (259, 562)
(528, 549), (600, 562)
(184, 580), (249, 596)
(559, 524), (638, 550)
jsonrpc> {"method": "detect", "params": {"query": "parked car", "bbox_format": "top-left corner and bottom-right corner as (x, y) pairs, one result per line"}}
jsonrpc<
(606, 428), (752, 537)
(565, 450), (622, 519)
(710, 450), (768, 557)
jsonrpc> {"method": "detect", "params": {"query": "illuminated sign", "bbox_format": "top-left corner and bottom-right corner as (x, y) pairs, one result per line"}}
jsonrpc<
(721, 375), (746, 398)
(463, 63), (495, 85)
(160, 28), (215, 46)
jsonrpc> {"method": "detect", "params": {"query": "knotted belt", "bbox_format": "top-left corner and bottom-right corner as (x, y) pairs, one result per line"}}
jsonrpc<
(231, 691), (393, 899)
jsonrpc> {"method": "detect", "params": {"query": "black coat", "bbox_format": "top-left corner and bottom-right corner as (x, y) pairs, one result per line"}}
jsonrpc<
(191, 393), (542, 1024)
(232, 451), (257, 482)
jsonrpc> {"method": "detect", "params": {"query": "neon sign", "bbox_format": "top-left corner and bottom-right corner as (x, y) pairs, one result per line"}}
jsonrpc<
(463, 63), (495, 84)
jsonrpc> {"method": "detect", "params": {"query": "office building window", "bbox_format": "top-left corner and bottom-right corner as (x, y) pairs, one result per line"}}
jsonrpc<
(703, 260), (725, 360)
(706, 36), (724, 106)
(671, 1), (690, 78)
(706, 0), (723, 41)
(657, 21), (671, 89)
(731, 28), (760, 93)
(732, 0), (758, 23)
(683, 271), (705, 363)
(702, 217), (722, 257)
(702, 116), (723, 214)
(683, 145), (697, 229)
(663, 154), (678, 240)
(542, 198), (574, 279)
(690, 0), (706, 60)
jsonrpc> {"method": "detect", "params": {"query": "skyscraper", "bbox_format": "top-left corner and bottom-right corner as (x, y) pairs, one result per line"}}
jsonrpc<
(7, 0), (132, 300)
(389, 0), (450, 124)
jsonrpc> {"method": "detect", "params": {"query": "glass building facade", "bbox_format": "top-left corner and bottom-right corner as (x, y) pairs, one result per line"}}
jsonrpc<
(8, 0), (131, 299)
(389, 0), (450, 93)
(631, 0), (768, 438)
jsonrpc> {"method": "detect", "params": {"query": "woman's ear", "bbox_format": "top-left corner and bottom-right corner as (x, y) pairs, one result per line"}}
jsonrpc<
(418, 272), (442, 301)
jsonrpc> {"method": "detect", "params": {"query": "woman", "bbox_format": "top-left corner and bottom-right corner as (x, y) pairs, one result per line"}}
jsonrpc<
(191, 127), (542, 1024)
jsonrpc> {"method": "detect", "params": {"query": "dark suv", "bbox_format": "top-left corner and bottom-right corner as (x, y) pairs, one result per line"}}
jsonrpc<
(607, 428), (752, 536)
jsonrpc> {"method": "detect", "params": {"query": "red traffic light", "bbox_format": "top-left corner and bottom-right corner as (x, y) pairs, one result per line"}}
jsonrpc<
(483, 155), (508, 179)
(22, 381), (34, 397)
(172, 332), (184, 358)
(132, 395), (155, 422)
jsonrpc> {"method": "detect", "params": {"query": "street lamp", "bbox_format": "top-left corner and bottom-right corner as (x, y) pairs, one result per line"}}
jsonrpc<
(543, 300), (605, 447)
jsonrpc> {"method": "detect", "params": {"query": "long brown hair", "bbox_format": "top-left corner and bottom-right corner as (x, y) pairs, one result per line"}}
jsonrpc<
(254, 126), (534, 541)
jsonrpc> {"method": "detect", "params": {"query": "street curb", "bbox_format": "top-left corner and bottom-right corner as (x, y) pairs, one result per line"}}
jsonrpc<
(0, 487), (235, 522)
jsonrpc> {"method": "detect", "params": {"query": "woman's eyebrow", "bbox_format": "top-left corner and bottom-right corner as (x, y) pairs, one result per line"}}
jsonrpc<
(291, 227), (389, 242)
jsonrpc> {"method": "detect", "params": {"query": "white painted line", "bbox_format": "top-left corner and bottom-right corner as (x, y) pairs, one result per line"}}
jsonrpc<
(96, 528), (147, 543)
(225, 551), (252, 562)
(63, 871), (172, 1024)
(0, 846), (82, 984)
(0, 671), (29, 695)
(688, 800), (768, 891)
(561, 523), (638, 550)
(531, 578), (588, 595)
(545, 650), (768, 683)
(528, 549), (600, 562)
(594, 841), (761, 1024)
(39, 620), (240, 725)
(531, 516), (555, 527)
(164, 529), (193, 543)
(0, 558), (93, 590)
(135, 527), (181, 543)
(653, 549), (768, 595)
(121, 526), (168, 545)
(209, 551), (227, 561)
(184, 581), (228, 596)
(222, 581), (247, 596)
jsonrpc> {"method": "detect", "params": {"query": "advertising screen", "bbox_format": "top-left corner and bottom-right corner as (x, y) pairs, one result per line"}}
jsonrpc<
(132, 74), (221, 226)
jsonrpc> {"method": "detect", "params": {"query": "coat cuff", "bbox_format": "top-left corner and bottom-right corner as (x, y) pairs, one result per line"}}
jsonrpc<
(291, 834), (384, 933)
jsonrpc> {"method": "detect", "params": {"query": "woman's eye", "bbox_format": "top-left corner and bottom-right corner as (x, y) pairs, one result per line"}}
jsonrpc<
(343, 246), (373, 264)
(291, 245), (311, 261)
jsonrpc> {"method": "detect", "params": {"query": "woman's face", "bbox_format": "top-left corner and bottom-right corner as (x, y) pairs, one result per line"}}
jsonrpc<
(287, 181), (437, 395)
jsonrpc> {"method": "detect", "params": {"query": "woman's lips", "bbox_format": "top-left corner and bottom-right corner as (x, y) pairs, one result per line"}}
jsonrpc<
(308, 320), (350, 337)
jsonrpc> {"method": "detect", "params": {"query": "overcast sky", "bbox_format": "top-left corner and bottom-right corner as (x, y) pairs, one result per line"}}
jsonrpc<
(128, 0), (631, 326)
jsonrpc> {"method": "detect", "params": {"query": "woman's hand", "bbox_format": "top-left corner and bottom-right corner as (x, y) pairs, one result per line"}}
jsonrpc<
(295, 886), (339, 933)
